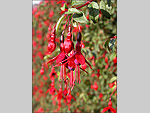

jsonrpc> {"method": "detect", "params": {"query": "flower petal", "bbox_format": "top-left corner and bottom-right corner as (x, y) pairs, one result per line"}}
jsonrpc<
(56, 52), (66, 63)
(101, 107), (109, 113)
(75, 52), (85, 65)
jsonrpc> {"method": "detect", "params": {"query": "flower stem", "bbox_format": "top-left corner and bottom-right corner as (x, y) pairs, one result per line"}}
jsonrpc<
(76, 0), (93, 9)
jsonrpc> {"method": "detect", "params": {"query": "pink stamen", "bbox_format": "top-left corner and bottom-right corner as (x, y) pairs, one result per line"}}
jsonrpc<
(78, 65), (80, 84)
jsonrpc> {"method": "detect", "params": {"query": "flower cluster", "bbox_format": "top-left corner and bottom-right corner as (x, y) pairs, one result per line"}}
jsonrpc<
(32, 0), (117, 112)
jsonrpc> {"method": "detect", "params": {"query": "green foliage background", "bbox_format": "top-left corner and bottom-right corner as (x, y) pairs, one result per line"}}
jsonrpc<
(32, 0), (117, 112)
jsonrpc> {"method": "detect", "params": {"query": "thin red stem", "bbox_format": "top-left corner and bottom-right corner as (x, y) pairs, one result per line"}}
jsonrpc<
(76, 0), (93, 9)
(62, 15), (70, 35)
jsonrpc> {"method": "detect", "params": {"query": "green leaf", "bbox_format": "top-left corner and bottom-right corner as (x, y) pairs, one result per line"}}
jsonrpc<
(110, 76), (117, 83)
(100, 9), (111, 19)
(110, 53), (116, 61)
(99, 1), (111, 19)
(55, 14), (65, 33)
(60, 3), (68, 11)
(73, 12), (89, 24)
(104, 39), (110, 49)
(88, 1), (99, 23)
(100, 1), (106, 9)
(71, 0), (86, 6)
(65, 8), (82, 15)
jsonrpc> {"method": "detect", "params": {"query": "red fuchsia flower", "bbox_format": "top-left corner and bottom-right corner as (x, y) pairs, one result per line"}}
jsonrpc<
(54, 87), (63, 111)
(46, 82), (56, 95)
(101, 99), (116, 113)
(47, 34), (66, 64)
(49, 10), (54, 18)
(91, 82), (98, 91)
(65, 89), (76, 111)
(49, 67), (57, 81)
(47, 25), (56, 53)
(47, 34), (69, 83)
(61, 31), (92, 84)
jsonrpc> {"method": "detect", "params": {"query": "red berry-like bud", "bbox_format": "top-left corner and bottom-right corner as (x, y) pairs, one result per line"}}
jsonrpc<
(64, 40), (74, 53)
(64, 25), (74, 53)
(105, 56), (108, 64)
(108, 100), (112, 106)
(47, 41), (56, 53)
(113, 56), (117, 64)
(40, 68), (44, 75)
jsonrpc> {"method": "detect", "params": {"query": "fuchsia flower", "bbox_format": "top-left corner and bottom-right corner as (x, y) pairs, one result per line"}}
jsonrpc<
(47, 34), (66, 64)
(61, 31), (92, 84)
(46, 82), (56, 95)
(101, 100), (116, 113)
(49, 67), (57, 80)
(65, 89), (76, 110)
